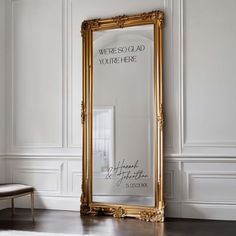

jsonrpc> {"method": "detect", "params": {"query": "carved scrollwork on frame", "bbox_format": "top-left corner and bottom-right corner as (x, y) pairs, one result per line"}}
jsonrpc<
(81, 21), (88, 38)
(158, 14), (164, 28)
(112, 207), (127, 218)
(89, 19), (101, 28)
(80, 179), (90, 215)
(80, 202), (90, 215)
(141, 11), (164, 27)
(139, 208), (164, 222)
(140, 12), (150, 21)
(112, 15), (127, 28)
(83, 19), (101, 31)
(82, 11), (164, 35)
(81, 19), (101, 37)
(152, 11), (164, 27)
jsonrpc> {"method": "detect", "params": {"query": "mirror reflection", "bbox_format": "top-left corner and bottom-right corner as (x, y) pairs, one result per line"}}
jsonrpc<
(92, 25), (154, 206)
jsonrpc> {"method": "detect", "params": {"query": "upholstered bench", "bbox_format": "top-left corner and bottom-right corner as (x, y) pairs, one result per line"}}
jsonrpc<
(0, 184), (35, 221)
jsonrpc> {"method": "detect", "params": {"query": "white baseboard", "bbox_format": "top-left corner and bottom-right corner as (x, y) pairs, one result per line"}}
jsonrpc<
(5, 196), (236, 221)
(181, 203), (236, 221)
(14, 195), (81, 211)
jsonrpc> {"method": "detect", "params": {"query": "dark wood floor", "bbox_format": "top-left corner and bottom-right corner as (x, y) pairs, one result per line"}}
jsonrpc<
(0, 208), (236, 236)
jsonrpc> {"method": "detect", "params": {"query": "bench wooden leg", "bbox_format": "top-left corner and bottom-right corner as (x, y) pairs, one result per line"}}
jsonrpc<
(11, 198), (15, 217)
(31, 191), (35, 222)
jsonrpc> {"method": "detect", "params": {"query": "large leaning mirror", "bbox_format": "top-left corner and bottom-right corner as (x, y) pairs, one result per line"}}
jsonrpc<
(80, 11), (164, 222)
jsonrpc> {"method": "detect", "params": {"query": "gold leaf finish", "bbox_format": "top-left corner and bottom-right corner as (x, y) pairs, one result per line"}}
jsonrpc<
(82, 10), (164, 31)
(81, 10), (164, 222)
(139, 208), (164, 222)
(80, 203), (90, 215)
(112, 207), (127, 218)
(81, 21), (88, 38)
(112, 15), (127, 28)
(157, 104), (164, 131)
(81, 101), (86, 125)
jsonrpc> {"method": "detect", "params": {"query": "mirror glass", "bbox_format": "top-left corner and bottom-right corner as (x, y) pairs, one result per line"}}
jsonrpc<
(92, 24), (154, 206)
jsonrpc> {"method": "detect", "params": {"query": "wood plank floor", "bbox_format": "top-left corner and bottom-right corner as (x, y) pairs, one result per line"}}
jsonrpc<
(0, 208), (236, 236)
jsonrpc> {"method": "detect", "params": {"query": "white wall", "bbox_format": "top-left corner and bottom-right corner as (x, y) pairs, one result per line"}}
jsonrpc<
(0, 0), (6, 156)
(3, 0), (236, 220)
(4, 0), (82, 210)
(164, 0), (236, 220)
(0, 0), (7, 210)
(4, 0), (167, 211)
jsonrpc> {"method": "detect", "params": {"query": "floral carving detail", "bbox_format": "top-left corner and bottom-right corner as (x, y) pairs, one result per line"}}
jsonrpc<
(89, 19), (101, 28)
(141, 12), (149, 21)
(81, 19), (101, 37)
(139, 208), (164, 222)
(156, 11), (164, 28)
(81, 21), (88, 38)
(112, 15), (127, 28)
(113, 207), (127, 218)
(141, 11), (164, 26)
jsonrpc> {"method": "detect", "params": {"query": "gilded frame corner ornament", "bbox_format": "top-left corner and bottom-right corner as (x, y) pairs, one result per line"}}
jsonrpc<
(139, 207), (164, 222)
(112, 207), (127, 218)
(80, 10), (165, 222)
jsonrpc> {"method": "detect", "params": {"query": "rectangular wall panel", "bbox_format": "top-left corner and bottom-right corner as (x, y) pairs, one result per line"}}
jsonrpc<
(182, 0), (236, 152)
(68, 0), (82, 148)
(9, 159), (63, 196)
(5, 157), (81, 210)
(165, 158), (236, 220)
(182, 162), (236, 203)
(12, 0), (63, 148)
(14, 169), (61, 194)
(187, 172), (236, 202)
(67, 160), (82, 195)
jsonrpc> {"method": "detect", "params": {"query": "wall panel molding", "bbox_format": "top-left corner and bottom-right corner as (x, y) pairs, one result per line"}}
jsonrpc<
(7, 0), (82, 156)
(67, 0), (74, 148)
(6, 154), (82, 158)
(164, 170), (175, 199)
(179, 0), (236, 154)
(10, 0), (64, 150)
(186, 171), (236, 202)
(11, 162), (64, 196)
(164, 157), (236, 220)
(67, 0), (82, 148)
(4, 157), (81, 210)
(67, 160), (82, 195)
(70, 171), (82, 194)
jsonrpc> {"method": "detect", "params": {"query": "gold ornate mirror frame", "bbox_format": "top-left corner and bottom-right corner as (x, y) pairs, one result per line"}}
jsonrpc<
(80, 10), (164, 222)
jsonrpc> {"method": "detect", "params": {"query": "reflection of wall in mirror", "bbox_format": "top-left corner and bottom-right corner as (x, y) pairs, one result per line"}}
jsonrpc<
(93, 26), (154, 197)
(93, 106), (114, 174)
